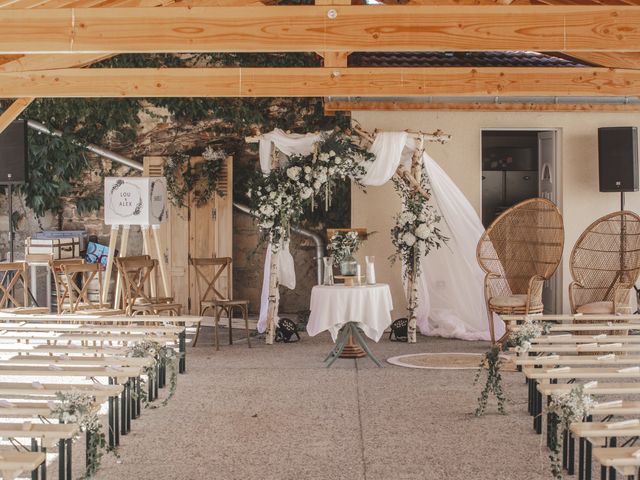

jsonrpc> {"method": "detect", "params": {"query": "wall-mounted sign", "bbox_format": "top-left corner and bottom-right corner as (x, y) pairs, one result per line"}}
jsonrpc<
(104, 177), (167, 226)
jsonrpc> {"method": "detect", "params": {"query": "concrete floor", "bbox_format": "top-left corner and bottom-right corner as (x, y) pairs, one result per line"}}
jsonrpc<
(90, 328), (556, 480)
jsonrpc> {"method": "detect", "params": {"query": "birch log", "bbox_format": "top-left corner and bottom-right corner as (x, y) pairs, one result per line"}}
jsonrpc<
(265, 248), (280, 345)
(265, 144), (280, 345)
(407, 135), (425, 344)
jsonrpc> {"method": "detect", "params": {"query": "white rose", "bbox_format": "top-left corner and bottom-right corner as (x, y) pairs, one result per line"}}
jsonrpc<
(304, 166), (311, 173)
(418, 212), (428, 222)
(334, 156), (342, 164)
(328, 167), (336, 175)
(329, 150), (336, 157)
(402, 232), (416, 247)
(300, 187), (313, 199)
(313, 181), (322, 190)
(317, 172), (328, 183)
(319, 153), (330, 162)
(415, 223), (432, 240)
(260, 220), (274, 229)
(286, 166), (301, 181)
(269, 191), (276, 199)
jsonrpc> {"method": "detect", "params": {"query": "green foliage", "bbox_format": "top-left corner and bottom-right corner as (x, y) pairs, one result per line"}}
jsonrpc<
(0, 52), (350, 219)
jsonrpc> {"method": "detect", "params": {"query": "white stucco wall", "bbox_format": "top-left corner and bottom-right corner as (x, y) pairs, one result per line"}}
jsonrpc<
(351, 110), (640, 319)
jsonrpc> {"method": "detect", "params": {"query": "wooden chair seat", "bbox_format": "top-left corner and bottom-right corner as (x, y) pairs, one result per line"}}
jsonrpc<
(0, 307), (49, 315)
(202, 299), (249, 307)
(576, 301), (615, 314)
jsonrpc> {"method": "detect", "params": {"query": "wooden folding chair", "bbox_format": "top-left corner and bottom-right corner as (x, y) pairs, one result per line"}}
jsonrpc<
(116, 255), (181, 317)
(0, 261), (47, 314)
(49, 258), (85, 314)
(189, 257), (251, 349)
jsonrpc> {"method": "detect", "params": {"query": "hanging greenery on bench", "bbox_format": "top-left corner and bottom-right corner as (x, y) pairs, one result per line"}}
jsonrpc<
(247, 130), (373, 252)
(474, 320), (550, 416)
(128, 340), (179, 408)
(52, 390), (113, 479)
(547, 386), (594, 480)
(164, 146), (227, 208)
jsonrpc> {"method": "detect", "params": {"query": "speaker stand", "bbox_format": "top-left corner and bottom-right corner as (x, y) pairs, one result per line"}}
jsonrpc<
(7, 183), (14, 262)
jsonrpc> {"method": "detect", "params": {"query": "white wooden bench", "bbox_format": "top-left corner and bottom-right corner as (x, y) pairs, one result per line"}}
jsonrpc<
(592, 447), (640, 479)
(516, 355), (640, 367)
(0, 451), (46, 480)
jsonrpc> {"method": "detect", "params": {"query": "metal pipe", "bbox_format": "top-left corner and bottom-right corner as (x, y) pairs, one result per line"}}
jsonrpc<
(27, 120), (144, 172)
(328, 95), (640, 105)
(233, 201), (325, 285)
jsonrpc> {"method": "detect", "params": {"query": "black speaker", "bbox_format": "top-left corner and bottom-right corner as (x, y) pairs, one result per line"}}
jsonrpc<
(598, 126), (638, 192)
(0, 119), (28, 184)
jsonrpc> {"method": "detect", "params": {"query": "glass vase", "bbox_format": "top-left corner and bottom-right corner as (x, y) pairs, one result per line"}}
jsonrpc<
(322, 257), (334, 286)
(340, 255), (358, 276)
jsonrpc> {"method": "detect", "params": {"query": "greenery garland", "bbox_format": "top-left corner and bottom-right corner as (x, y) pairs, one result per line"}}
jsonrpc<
(164, 147), (227, 208)
(247, 130), (374, 252)
(474, 321), (550, 416)
(547, 386), (594, 479)
(128, 340), (179, 408)
(51, 390), (112, 479)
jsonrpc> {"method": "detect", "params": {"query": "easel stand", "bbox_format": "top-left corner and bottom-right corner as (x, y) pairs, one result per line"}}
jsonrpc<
(101, 224), (170, 307)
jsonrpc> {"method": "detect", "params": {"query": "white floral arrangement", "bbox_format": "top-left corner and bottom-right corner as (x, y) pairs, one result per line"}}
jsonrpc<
(328, 231), (362, 264)
(548, 386), (595, 479)
(390, 177), (447, 281)
(248, 131), (374, 253)
(51, 390), (108, 478)
(507, 320), (549, 354)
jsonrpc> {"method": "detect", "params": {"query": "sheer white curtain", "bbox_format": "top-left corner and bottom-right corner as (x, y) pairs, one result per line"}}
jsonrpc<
(415, 152), (500, 341)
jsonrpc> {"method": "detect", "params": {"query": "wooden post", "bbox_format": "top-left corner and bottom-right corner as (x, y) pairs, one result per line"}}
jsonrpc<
(152, 224), (170, 299)
(141, 226), (157, 298)
(407, 134), (425, 344)
(101, 225), (120, 306)
(265, 144), (280, 345)
(113, 225), (130, 309)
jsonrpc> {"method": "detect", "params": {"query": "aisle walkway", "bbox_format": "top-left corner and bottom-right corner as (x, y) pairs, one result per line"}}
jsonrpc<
(95, 331), (552, 480)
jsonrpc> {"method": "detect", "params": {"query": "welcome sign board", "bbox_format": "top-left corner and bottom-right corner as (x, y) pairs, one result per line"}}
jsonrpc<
(104, 177), (168, 226)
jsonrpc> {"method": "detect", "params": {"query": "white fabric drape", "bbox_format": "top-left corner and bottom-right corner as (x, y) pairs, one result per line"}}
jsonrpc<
(415, 152), (500, 341)
(256, 128), (323, 333)
(258, 128), (322, 173)
(361, 132), (409, 185)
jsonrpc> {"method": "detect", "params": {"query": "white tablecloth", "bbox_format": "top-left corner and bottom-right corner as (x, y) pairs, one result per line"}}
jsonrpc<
(306, 284), (394, 342)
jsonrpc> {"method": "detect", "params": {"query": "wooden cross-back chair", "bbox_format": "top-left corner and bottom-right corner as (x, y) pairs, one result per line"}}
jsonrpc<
(61, 263), (123, 315)
(115, 255), (181, 317)
(49, 258), (85, 314)
(189, 257), (251, 350)
(569, 211), (640, 316)
(0, 261), (47, 314)
(477, 198), (565, 343)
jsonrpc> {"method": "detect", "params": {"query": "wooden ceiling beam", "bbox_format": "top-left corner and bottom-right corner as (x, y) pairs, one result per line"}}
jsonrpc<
(3, 6), (640, 53)
(3, 66), (640, 97)
(0, 98), (34, 135)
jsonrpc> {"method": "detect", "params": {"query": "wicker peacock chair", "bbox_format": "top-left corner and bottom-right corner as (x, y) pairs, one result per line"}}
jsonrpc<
(569, 211), (640, 317)
(477, 198), (565, 343)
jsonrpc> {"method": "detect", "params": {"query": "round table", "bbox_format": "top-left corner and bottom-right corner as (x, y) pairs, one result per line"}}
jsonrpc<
(307, 283), (393, 366)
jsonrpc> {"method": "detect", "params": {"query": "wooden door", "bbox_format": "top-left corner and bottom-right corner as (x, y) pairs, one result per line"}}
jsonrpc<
(143, 155), (233, 313)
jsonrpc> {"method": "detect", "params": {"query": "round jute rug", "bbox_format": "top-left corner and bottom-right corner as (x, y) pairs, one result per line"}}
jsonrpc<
(387, 352), (519, 371)
(387, 352), (483, 370)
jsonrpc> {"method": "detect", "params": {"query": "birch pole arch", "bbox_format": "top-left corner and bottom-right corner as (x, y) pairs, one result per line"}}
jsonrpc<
(246, 126), (451, 345)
